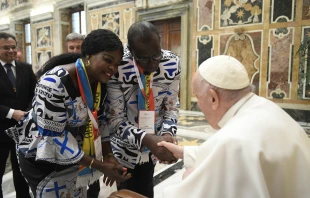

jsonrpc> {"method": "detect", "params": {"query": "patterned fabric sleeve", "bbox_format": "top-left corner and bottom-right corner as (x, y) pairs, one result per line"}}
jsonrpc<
(98, 114), (110, 142)
(105, 76), (146, 151)
(158, 58), (180, 136)
(34, 75), (84, 165)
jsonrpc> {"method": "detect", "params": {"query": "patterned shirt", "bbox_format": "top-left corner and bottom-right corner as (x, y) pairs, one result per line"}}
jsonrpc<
(6, 67), (106, 165)
(104, 48), (180, 168)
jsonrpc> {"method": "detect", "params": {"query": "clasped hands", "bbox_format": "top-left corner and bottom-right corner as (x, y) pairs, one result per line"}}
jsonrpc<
(96, 134), (182, 186)
(81, 154), (131, 187)
(142, 133), (179, 164)
(99, 154), (131, 187)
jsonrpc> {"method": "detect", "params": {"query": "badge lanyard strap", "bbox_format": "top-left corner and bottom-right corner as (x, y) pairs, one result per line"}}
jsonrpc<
(133, 60), (154, 110)
(76, 59), (101, 138)
(134, 63), (153, 95)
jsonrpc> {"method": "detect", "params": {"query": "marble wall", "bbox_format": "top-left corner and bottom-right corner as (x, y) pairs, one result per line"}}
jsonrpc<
(88, 2), (135, 45)
(219, 32), (261, 94)
(300, 26), (310, 99)
(32, 20), (53, 73)
(197, 0), (213, 31)
(196, 35), (213, 68)
(15, 24), (24, 52)
(220, 0), (263, 27)
(302, 0), (310, 20)
(268, 27), (293, 99)
(193, 0), (310, 110)
(271, 0), (295, 22)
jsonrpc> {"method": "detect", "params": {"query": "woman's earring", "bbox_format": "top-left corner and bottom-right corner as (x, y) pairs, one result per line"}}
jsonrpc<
(86, 59), (91, 67)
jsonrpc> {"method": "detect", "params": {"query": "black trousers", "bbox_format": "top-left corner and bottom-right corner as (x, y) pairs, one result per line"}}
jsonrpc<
(0, 141), (30, 198)
(87, 180), (100, 198)
(118, 156), (155, 198)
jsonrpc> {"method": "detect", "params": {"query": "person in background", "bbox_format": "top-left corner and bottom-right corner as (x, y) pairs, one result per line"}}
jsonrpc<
(16, 50), (23, 62)
(0, 32), (36, 198)
(66, 32), (84, 53)
(104, 21), (180, 198)
(5, 29), (131, 198)
(157, 55), (310, 198)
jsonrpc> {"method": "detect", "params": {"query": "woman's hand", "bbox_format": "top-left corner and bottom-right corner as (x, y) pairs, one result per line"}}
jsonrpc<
(79, 154), (131, 186)
(102, 154), (127, 186)
(96, 160), (131, 186)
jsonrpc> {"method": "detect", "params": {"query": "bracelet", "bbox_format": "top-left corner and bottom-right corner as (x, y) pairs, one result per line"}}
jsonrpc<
(89, 158), (95, 169)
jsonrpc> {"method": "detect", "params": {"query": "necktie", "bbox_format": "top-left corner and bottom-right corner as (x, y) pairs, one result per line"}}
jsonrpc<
(4, 63), (16, 87)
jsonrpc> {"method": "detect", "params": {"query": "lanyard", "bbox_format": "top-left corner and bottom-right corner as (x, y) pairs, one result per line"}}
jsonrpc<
(133, 60), (153, 100)
(75, 59), (101, 138)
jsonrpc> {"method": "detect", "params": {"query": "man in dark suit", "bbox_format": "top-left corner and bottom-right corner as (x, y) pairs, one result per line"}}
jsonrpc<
(0, 32), (36, 198)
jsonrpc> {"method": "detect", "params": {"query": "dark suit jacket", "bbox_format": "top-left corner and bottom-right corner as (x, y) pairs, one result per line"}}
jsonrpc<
(0, 61), (37, 143)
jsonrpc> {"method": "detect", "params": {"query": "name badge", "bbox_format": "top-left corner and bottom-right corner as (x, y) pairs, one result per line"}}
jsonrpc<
(139, 110), (155, 134)
(94, 135), (102, 161)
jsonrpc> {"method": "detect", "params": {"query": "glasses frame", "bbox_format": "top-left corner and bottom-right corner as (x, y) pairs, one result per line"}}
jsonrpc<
(133, 51), (163, 65)
(0, 45), (18, 51)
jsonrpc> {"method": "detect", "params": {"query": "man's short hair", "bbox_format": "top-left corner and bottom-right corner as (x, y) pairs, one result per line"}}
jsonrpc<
(127, 21), (160, 49)
(0, 32), (16, 42)
(65, 33), (84, 42)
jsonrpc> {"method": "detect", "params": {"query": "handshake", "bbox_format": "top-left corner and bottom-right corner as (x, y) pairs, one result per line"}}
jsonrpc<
(142, 133), (179, 164)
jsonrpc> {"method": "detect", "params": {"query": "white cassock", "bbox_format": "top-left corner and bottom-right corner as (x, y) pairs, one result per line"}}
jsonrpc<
(163, 93), (310, 198)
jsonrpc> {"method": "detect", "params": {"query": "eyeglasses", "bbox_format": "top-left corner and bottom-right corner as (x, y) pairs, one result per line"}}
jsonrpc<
(133, 52), (163, 65)
(0, 46), (18, 51)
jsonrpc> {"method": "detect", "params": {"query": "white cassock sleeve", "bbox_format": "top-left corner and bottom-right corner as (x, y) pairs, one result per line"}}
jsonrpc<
(183, 146), (199, 169)
(163, 136), (270, 198)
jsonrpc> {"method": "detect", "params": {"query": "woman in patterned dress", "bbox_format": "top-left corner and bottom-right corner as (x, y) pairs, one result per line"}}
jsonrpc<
(6, 29), (131, 198)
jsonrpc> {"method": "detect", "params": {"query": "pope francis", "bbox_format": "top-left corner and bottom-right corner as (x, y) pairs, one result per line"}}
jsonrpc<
(159, 55), (310, 198)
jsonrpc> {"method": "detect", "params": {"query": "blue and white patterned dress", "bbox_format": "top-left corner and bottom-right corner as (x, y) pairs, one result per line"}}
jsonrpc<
(104, 48), (180, 169)
(6, 67), (106, 198)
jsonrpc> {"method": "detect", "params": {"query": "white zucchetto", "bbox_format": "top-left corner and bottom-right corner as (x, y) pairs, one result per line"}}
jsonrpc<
(198, 55), (250, 90)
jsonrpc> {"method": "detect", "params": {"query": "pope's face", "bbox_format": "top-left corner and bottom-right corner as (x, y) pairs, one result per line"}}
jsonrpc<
(192, 72), (217, 129)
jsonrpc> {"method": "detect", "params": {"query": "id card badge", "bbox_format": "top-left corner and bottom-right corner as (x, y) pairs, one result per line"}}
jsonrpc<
(139, 110), (155, 134)
(94, 135), (103, 161)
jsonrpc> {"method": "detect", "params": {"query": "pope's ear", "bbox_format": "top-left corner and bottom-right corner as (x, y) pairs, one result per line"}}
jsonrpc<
(209, 88), (219, 110)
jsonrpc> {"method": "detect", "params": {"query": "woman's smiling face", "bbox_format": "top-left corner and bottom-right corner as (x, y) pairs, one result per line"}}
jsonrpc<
(86, 50), (122, 84)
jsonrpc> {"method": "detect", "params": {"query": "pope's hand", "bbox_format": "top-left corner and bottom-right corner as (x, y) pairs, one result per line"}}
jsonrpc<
(157, 141), (184, 159)
(143, 134), (178, 163)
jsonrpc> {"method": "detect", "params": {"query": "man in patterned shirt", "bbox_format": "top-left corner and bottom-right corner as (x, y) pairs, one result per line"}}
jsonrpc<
(104, 21), (180, 197)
